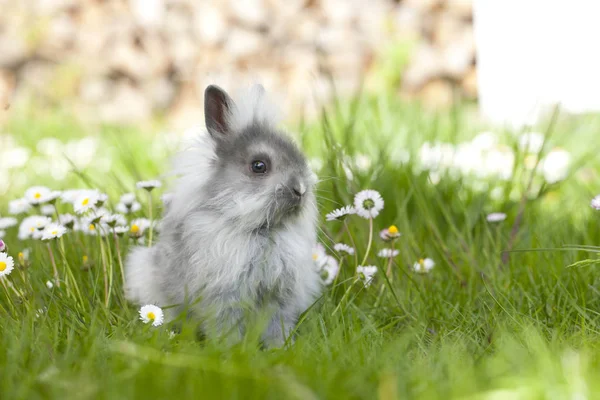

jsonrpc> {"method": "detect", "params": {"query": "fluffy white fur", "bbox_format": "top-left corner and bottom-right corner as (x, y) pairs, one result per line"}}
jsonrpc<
(125, 85), (321, 346)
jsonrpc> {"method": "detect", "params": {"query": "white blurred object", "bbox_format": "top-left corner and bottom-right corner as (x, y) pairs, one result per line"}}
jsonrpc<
(129, 0), (165, 27)
(473, 1), (600, 127)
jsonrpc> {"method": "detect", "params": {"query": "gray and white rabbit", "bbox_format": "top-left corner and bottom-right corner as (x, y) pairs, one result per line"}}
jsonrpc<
(125, 84), (321, 346)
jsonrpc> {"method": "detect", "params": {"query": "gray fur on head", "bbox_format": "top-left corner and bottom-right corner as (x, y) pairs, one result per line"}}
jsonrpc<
(125, 84), (321, 347)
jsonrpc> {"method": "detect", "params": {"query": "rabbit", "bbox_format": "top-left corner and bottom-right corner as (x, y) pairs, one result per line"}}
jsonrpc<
(125, 84), (321, 347)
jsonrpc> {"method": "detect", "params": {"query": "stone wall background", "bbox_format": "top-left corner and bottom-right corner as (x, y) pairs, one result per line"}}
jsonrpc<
(0, 0), (475, 128)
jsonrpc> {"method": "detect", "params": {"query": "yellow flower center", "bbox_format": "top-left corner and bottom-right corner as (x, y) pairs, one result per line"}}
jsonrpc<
(147, 312), (155, 321)
(130, 224), (140, 234)
(34, 192), (41, 199)
(18, 252), (24, 263)
(312, 253), (318, 261)
(419, 258), (425, 265)
(0, 262), (6, 272)
(30, 227), (35, 232)
(89, 224), (95, 231)
(51, 230), (58, 236)
(83, 255), (88, 263)
(388, 225), (398, 235)
(82, 198), (89, 206)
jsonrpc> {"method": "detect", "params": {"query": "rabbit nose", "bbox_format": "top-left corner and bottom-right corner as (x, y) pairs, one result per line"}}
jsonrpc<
(291, 181), (306, 197)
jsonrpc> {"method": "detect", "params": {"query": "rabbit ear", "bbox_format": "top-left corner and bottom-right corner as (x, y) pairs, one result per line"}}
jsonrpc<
(204, 85), (234, 137)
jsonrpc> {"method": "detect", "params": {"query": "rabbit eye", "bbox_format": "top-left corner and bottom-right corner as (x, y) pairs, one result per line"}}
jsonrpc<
(251, 160), (267, 174)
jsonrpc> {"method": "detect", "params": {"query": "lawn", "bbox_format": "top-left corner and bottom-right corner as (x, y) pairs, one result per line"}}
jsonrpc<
(2, 95), (600, 399)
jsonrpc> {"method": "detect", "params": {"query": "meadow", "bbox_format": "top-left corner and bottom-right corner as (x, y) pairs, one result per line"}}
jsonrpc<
(2, 94), (600, 399)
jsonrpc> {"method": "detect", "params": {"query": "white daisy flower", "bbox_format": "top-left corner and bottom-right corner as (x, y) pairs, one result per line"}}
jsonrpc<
(356, 265), (378, 287)
(326, 205), (356, 221)
(101, 213), (127, 227)
(41, 223), (67, 240)
(412, 258), (435, 274)
(0, 252), (15, 278)
(0, 239), (6, 252)
(46, 280), (54, 289)
(40, 191), (62, 205)
(136, 180), (162, 192)
(113, 226), (128, 236)
(334, 243), (355, 255)
(591, 195), (600, 210)
(486, 212), (507, 222)
(58, 213), (76, 228)
(18, 216), (51, 240)
(380, 225), (401, 241)
(312, 243), (328, 269)
(139, 304), (164, 326)
(120, 193), (137, 206)
(321, 256), (340, 285)
(24, 186), (51, 205)
(116, 201), (142, 214)
(73, 190), (100, 214)
(130, 218), (151, 237)
(60, 189), (83, 204)
(353, 190), (384, 219)
(0, 217), (18, 230)
(378, 248), (399, 258)
(540, 149), (571, 184)
(9, 198), (31, 215)
(97, 193), (109, 206)
(40, 204), (56, 216)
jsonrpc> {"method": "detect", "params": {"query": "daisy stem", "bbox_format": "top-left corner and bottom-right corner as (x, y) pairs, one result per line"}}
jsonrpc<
(147, 193), (153, 247)
(58, 237), (84, 307)
(46, 243), (60, 288)
(96, 233), (109, 308)
(359, 217), (373, 267)
(0, 279), (17, 315)
(113, 230), (125, 284)
(385, 241), (395, 279)
(343, 219), (359, 267)
(332, 277), (358, 316)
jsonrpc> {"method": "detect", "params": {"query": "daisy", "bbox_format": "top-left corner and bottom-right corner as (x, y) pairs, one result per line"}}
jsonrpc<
(40, 205), (56, 216)
(0, 252), (15, 277)
(378, 248), (399, 258)
(130, 218), (151, 238)
(356, 265), (378, 287)
(412, 258), (435, 274)
(40, 191), (62, 205)
(9, 198), (31, 215)
(19, 216), (51, 240)
(58, 213), (76, 229)
(0, 239), (6, 252)
(18, 249), (30, 267)
(321, 256), (340, 285)
(334, 243), (355, 255)
(73, 190), (100, 214)
(24, 186), (51, 205)
(116, 201), (142, 214)
(120, 193), (137, 206)
(139, 304), (164, 326)
(0, 217), (18, 230)
(136, 180), (162, 192)
(591, 195), (600, 210)
(326, 205), (356, 221)
(46, 280), (54, 289)
(380, 225), (401, 241)
(41, 223), (67, 240)
(101, 213), (127, 227)
(97, 193), (109, 206)
(60, 189), (83, 204)
(312, 243), (328, 269)
(353, 190), (384, 219)
(486, 212), (507, 222)
(113, 226), (128, 236)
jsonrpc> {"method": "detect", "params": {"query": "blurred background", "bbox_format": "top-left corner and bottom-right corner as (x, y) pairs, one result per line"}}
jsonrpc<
(1, 0), (600, 201)
(0, 0), (477, 127)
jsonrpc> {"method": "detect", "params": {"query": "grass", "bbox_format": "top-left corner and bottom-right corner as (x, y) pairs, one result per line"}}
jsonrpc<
(2, 95), (600, 399)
